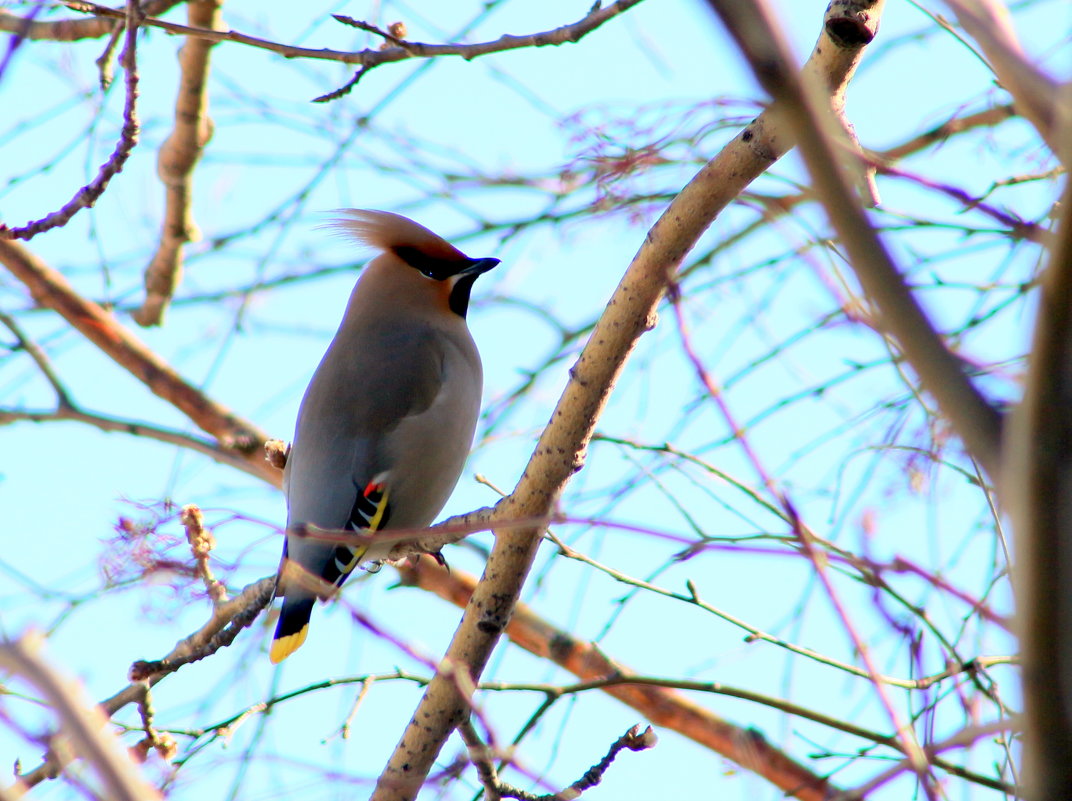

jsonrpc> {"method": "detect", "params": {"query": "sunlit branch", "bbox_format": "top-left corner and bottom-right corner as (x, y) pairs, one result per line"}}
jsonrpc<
(0, 238), (276, 483)
(0, 0), (180, 40)
(372, 2), (889, 797)
(132, 0), (222, 327)
(57, 0), (646, 74)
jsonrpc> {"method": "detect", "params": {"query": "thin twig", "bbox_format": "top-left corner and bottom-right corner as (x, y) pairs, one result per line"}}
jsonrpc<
(0, 311), (73, 408)
(15, 576), (275, 788)
(396, 560), (843, 801)
(830, 718), (1019, 800)
(57, 0), (646, 72)
(670, 235), (935, 794)
(0, 0), (141, 241)
(940, 0), (1066, 163)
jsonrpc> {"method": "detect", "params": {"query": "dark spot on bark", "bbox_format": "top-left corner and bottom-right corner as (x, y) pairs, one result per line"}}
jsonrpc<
(742, 129), (753, 142)
(549, 632), (576, 662)
(826, 17), (874, 46)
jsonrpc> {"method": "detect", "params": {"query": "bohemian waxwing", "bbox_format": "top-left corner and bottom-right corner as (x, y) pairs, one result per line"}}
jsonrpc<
(269, 210), (499, 663)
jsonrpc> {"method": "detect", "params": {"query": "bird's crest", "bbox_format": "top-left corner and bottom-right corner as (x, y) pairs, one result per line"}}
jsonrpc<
(329, 209), (469, 263)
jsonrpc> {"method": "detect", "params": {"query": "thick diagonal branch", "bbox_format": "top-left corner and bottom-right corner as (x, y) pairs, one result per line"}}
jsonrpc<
(371, 4), (888, 798)
(0, 239), (274, 482)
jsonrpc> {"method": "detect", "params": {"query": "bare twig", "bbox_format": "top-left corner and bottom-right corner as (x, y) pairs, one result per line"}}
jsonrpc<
(0, 0), (141, 241)
(476, 674), (1010, 792)
(489, 724), (657, 801)
(93, 21), (124, 88)
(181, 504), (227, 603)
(670, 284), (934, 791)
(458, 719), (503, 800)
(397, 560), (843, 801)
(831, 718), (1019, 800)
(126, 576), (275, 682)
(0, 311), (74, 408)
(874, 103), (1016, 162)
(0, 405), (272, 480)
(547, 528), (1013, 688)
(58, 0), (647, 74)
(131, 684), (177, 763)
(336, 676), (376, 742)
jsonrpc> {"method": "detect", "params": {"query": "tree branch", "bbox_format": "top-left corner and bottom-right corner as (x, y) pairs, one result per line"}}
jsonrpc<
(0, 0), (141, 241)
(1005, 178), (1072, 799)
(702, 0), (1005, 483)
(2, 634), (165, 798)
(58, 0), (647, 72)
(397, 560), (841, 801)
(0, 0), (181, 41)
(133, 0), (221, 327)
(941, 0), (1067, 164)
(0, 406), (270, 480)
(370, 3), (889, 797)
(371, 2), (888, 797)
(14, 577), (276, 789)
(0, 238), (276, 483)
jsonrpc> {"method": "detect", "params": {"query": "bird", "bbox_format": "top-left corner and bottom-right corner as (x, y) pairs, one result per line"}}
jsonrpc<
(269, 209), (499, 664)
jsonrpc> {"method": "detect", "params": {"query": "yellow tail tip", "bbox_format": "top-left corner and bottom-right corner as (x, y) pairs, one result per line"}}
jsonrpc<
(269, 626), (309, 664)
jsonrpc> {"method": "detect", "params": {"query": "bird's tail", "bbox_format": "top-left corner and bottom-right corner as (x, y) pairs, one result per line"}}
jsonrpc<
(270, 593), (315, 663)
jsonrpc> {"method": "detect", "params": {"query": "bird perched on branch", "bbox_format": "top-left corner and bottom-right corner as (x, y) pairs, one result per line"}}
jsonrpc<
(269, 210), (499, 663)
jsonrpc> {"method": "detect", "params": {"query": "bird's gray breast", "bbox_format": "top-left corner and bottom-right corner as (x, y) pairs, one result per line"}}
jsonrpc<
(284, 317), (482, 533)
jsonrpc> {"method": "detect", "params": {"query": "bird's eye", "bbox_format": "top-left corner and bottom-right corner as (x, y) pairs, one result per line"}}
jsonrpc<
(396, 246), (448, 280)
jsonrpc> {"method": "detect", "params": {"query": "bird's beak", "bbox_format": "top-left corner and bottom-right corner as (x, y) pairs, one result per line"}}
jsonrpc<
(457, 257), (500, 277)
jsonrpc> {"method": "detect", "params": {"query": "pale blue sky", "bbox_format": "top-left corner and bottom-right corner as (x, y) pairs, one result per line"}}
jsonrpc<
(1, 0), (1063, 798)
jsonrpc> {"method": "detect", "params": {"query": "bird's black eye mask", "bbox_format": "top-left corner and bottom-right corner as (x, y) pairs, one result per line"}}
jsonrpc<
(394, 246), (500, 318)
(394, 245), (458, 280)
